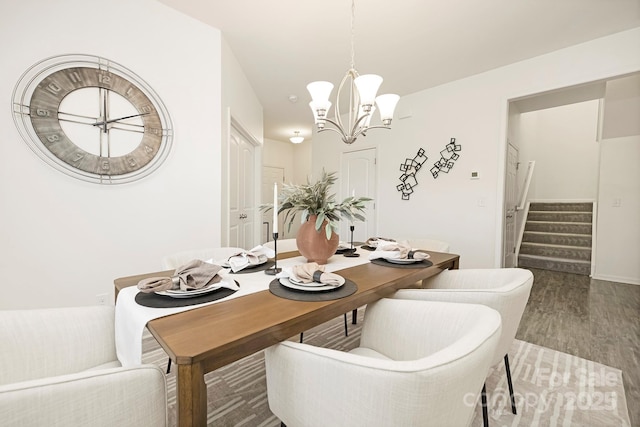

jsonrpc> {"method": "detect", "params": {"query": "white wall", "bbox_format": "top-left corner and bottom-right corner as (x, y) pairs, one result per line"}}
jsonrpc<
(0, 0), (225, 308)
(262, 139), (313, 238)
(517, 101), (600, 201)
(594, 136), (640, 284)
(220, 38), (264, 247)
(312, 28), (640, 269)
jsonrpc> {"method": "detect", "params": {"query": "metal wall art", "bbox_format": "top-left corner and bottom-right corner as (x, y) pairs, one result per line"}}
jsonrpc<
(397, 148), (428, 200)
(430, 138), (461, 179)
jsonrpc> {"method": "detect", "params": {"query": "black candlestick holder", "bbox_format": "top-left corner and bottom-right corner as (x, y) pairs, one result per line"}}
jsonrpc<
(265, 232), (282, 275)
(344, 225), (360, 258)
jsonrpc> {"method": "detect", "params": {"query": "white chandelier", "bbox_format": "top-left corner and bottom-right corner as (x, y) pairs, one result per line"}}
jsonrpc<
(307, 0), (399, 145)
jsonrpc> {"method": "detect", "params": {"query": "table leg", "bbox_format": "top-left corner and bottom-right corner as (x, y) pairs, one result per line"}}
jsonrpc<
(177, 362), (207, 427)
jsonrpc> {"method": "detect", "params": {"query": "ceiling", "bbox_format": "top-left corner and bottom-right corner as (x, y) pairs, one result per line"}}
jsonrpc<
(158, 0), (640, 143)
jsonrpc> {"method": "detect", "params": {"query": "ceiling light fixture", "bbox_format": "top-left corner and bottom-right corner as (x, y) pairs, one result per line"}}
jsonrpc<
(307, 0), (399, 145)
(290, 131), (304, 144)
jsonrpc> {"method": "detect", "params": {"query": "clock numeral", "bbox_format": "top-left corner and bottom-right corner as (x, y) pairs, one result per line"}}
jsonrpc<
(73, 153), (84, 162)
(101, 160), (110, 171)
(139, 104), (154, 113)
(46, 82), (62, 95)
(126, 157), (137, 167)
(143, 145), (154, 156)
(46, 134), (60, 143)
(35, 108), (51, 117)
(148, 128), (162, 135)
(98, 73), (112, 86)
(124, 87), (135, 98)
(68, 71), (82, 83)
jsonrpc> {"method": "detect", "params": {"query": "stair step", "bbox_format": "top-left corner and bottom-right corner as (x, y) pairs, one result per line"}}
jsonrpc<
(525, 221), (592, 235)
(527, 211), (592, 222)
(529, 202), (593, 212)
(518, 254), (591, 276)
(522, 231), (592, 247)
(520, 242), (591, 261)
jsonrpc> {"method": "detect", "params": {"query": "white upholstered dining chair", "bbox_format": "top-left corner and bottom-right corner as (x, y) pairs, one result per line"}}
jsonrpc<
(399, 237), (451, 253)
(161, 246), (245, 270)
(0, 306), (167, 427)
(265, 298), (502, 427)
(392, 268), (534, 427)
(263, 238), (298, 253)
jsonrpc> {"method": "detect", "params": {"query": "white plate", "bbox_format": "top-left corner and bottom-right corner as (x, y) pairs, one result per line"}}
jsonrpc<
(287, 276), (335, 287)
(383, 257), (426, 264)
(156, 278), (235, 298)
(279, 277), (344, 292)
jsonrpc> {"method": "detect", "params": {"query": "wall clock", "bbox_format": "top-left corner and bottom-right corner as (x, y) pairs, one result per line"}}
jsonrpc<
(12, 54), (173, 184)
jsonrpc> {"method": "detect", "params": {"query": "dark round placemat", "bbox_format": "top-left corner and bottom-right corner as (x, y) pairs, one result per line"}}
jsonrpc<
(135, 282), (239, 308)
(370, 258), (434, 269)
(269, 278), (357, 301)
(335, 247), (357, 255)
(229, 260), (275, 274)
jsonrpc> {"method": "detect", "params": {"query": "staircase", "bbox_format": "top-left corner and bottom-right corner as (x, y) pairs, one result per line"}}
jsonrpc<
(518, 202), (593, 275)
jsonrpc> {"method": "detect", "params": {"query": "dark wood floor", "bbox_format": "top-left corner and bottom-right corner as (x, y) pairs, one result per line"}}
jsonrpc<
(516, 268), (639, 426)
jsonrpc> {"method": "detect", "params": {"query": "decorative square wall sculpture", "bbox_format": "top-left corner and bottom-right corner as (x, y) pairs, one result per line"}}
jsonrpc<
(397, 148), (428, 200)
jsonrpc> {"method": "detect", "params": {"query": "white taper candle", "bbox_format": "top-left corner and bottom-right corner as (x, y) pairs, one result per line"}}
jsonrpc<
(273, 183), (278, 233)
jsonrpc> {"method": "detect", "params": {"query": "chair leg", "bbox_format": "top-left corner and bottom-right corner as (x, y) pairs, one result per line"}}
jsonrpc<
(504, 354), (517, 414)
(299, 332), (304, 343)
(352, 308), (358, 324)
(343, 313), (349, 336)
(481, 382), (489, 427)
(166, 358), (171, 374)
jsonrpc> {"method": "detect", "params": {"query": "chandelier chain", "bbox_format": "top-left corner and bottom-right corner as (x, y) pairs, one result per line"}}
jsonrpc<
(350, 0), (355, 70)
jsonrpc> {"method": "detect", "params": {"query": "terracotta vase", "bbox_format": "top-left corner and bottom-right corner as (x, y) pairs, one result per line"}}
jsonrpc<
(296, 215), (339, 265)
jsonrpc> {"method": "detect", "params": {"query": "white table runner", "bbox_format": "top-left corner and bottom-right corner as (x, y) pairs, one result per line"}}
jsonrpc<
(115, 249), (370, 366)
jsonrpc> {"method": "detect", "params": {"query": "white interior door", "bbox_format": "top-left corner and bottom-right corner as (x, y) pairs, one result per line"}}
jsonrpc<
(261, 166), (285, 242)
(340, 148), (377, 243)
(503, 142), (518, 267)
(229, 126), (256, 249)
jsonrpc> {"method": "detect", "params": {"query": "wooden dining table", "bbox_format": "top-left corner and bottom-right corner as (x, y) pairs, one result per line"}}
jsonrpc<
(114, 249), (459, 427)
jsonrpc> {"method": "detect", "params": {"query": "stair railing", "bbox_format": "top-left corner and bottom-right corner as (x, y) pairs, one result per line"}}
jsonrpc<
(514, 161), (535, 264)
(516, 160), (535, 211)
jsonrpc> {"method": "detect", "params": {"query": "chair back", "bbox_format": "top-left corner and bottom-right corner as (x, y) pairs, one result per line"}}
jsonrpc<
(161, 247), (244, 269)
(263, 238), (298, 253)
(265, 298), (502, 427)
(400, 268), (533, 366)
(0, 306), (117, 385)
(399, 237), (451, 252)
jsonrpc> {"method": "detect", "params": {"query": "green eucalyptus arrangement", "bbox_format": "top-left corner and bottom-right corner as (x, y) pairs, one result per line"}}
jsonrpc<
(262, 170), (372, 239)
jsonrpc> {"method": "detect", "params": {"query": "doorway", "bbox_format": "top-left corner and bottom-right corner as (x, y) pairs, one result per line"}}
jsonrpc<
(340, 148), (377, 243)
(228, 121), (259, 249)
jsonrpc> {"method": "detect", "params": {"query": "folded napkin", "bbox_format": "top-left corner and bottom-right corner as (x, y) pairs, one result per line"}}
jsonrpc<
(227, 245), (275, 272)
(137, 259), (224, 293)
(279, 262), (344, 287)
(368, 241), (430, 261)
(365, 237), (396, 248)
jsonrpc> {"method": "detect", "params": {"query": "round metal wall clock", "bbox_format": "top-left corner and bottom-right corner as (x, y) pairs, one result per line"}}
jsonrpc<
(12, 54), (173, 184)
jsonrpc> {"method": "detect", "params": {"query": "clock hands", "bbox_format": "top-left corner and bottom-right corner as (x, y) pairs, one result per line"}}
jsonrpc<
(93, 112), (150, 131)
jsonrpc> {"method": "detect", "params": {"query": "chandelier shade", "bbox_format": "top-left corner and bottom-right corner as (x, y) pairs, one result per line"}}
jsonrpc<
(306, 0), (398, 144)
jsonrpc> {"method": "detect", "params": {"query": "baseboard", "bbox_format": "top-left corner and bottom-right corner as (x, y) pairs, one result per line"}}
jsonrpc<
(591, 273), (640, 286)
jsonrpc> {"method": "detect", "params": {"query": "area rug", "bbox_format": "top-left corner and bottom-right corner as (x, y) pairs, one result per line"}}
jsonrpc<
(141, 310), (631, 427)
